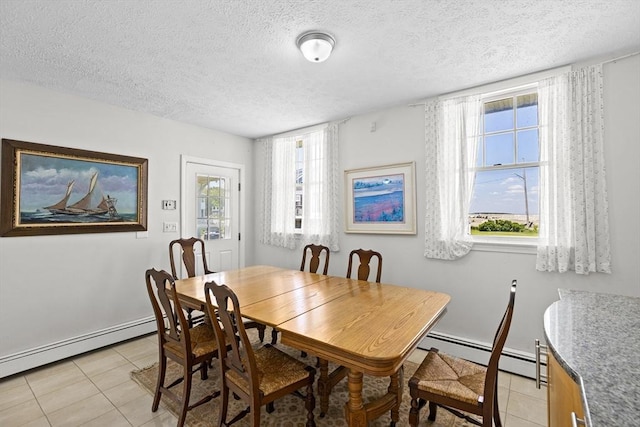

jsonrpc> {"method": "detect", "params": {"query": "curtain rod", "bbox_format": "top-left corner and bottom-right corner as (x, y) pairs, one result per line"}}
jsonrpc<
(408, 51), (639, 107)
(601, 51), (639, 64)
(264, 117), (350, 139)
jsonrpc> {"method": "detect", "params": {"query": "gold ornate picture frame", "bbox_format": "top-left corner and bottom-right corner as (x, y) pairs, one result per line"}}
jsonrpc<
(1, 139), (148, 237)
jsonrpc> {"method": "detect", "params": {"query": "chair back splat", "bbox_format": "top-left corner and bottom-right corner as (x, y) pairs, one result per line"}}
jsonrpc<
(408, 280), (517, 427)
(300, 244), (330, 275)
(168, 237), (213, 327)
(169, 237), (213, 279)
(204, 280), (317, 427)
(346, 248), (382, 282)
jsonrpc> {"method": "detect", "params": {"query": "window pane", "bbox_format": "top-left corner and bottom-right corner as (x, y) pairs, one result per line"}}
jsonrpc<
(295, 141), (304, 229)
(196, 197), (207, 218)
(206, 219), (220, 240)
(517, 129), (539, 163)
(196, 173), (231, 240)
(516, 94), (538, 128)
(197, 176), (209, 197)
(485, 133), (514, 166)
(484, 98), (513, 133)
(209, 177), (220, 197)
(476, 136), (484, 167)
(469, 167), (539, 237)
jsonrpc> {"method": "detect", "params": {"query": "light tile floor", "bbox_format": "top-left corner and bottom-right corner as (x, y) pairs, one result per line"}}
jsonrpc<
(1, 334), (547, 426)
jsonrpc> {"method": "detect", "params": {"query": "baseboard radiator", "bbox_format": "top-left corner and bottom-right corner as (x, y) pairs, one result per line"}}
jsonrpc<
(421, 331), (540, 379)
(0, 317), (156, 379)
(1, 322), (538, 380)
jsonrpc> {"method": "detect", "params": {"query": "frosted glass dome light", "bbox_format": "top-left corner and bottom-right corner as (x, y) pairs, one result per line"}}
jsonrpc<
(297, 32), (335, 63)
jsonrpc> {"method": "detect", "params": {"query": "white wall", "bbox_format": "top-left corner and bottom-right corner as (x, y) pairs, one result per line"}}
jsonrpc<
(0, 80), (255, 377)
(253, 55), (640, 375)
(2, 54), (637, 379)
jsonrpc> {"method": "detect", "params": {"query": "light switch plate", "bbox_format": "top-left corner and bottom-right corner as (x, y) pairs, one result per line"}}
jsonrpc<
(163, 222), (178, 232)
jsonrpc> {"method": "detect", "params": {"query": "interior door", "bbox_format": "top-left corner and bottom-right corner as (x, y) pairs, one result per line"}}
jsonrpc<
(183, 158), (242, 273)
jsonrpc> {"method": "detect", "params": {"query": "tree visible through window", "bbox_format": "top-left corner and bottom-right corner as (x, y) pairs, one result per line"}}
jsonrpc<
(469, 91), (539, 239)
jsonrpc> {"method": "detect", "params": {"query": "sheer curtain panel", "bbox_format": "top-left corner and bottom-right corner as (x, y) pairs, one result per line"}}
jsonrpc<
(424, 95), (482, 260)
(259, 124), (340, 251)
(537, 64), (611, 274)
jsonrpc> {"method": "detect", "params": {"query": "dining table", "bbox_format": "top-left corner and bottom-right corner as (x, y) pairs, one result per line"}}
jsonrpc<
(173, 264), (450, 426)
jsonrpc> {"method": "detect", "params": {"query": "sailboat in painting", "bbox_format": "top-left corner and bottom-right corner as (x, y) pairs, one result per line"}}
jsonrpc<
(44, 172), (119, 218)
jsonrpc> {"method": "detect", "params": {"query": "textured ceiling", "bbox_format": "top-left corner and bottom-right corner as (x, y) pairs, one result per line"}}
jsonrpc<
(1, 0), (639, 139)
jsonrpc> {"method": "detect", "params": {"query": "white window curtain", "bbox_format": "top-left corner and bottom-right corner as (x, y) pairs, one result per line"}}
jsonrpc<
(537, 64), (611, 274)
(424, 95), (482, 260)
(259, 124), (340, 251)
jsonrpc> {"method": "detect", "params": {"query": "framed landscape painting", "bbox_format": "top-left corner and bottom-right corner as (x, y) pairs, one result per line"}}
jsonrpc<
(1, 139), (148, 237)
(344, 161), (416, 234)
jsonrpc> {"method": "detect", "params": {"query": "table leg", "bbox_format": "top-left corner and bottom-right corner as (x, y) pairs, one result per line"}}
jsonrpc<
(387, 365), (403, 426)
(318, 358), (330, 416)
(318, 358), (349, 417)
(344, 369), (367, 426)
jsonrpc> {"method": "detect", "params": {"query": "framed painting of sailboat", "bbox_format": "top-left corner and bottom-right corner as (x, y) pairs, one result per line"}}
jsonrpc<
(1, 139), (148, 237)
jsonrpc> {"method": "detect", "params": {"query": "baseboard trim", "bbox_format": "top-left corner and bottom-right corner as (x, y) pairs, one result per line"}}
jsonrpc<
(0, 317), (156, 379)
(1, 321), (539, 380)
(421, 331), (540, 379)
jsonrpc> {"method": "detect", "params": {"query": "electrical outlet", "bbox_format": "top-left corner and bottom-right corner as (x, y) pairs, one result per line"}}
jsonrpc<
(163, 222), (178, 232)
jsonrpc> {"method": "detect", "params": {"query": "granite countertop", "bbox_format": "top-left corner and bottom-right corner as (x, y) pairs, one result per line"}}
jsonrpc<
(543, 289), (640, 427)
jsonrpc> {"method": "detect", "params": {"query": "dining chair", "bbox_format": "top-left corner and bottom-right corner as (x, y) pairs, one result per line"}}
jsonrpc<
(145, 268), (222, 427)
(408, 280), (517, 427)
(169, 237), (267, 342)
(273, 243), (331, 348)
(346, 248), (382, 282)
(204, 280), (317, 427)
(169, 237), (212, 327)
(297, 243), (330, 354)
(300, 243), (330, 275)
(318, 248), (384, 417)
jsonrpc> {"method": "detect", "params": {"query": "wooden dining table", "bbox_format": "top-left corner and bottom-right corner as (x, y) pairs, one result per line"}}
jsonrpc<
(174, 265), (450, 426)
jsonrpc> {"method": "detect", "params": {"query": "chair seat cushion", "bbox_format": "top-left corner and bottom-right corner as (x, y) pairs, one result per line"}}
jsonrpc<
(165, 323), (218, 358)
(411, 350), (486, 406)
(226, 345), (311, 396)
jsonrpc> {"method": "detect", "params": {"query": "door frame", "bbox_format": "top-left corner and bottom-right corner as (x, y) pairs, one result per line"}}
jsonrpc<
(180, 155), (246, 268)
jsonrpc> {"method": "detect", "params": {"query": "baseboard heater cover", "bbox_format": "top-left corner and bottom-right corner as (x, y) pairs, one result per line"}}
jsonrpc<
(421, 331), (541, 379)
(0, 317), (156, 379)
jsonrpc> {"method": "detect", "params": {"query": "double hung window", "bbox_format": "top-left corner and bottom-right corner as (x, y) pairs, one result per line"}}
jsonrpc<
(425, 64), (610, 273)
(259, 124), (340, 251)
(470, 90), (540, 241)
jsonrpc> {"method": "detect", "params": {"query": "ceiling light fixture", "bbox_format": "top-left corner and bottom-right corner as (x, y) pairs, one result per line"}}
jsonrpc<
(297, 32), (335, 63)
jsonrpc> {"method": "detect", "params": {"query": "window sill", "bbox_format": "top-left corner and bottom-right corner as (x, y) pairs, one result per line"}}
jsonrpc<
(470, 238), (537, 254)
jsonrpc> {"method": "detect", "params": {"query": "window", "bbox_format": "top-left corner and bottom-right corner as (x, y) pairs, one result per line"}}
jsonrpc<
(259, 124), (340, 250)
(469, 90), (539, 241)
(196, 173), (229, 240)
(295, 140), (303, 229)
(425, 64), (610, 272)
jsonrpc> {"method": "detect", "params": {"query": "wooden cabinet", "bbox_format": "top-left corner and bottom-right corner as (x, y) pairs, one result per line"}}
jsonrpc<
(547, 349), (585, 427)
